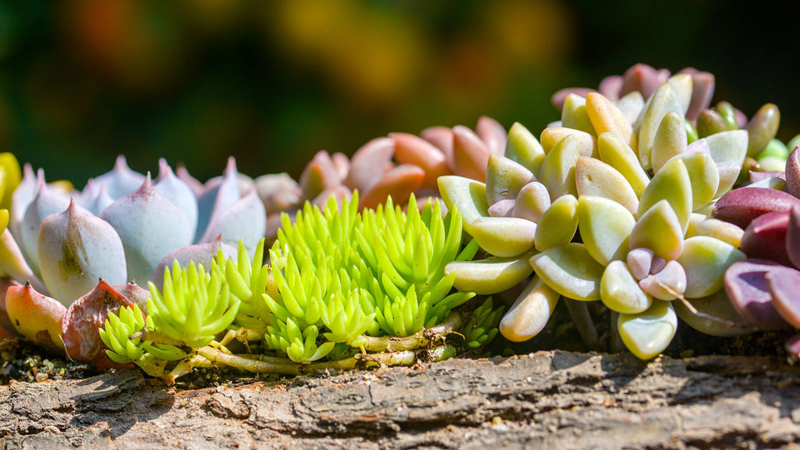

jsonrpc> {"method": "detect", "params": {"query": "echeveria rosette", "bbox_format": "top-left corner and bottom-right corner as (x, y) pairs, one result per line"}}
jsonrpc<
(0, 156), (266, 367)
(440, 72), (752, 360)
(4, 156), (265, 300)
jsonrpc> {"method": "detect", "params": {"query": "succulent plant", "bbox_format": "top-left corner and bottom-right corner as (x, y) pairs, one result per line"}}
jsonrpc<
(99, 193), (498, 381)
(0, 156), (266, 367)
(440, 67), (757, 360)
(710, 147), (800, 354)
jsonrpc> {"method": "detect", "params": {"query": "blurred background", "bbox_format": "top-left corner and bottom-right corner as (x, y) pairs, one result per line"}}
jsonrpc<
(0, 0), (798, 186)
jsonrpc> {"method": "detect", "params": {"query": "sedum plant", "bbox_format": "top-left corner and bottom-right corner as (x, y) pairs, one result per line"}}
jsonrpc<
(99, 193), (500, 382)
(439, 67), (760, 360)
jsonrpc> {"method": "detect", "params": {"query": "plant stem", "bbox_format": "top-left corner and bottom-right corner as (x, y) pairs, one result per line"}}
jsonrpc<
(190, 344), (457, 379)
(564, 298), (600, 351)
(609, 311), (625, 354)
(359, 310), (465, 352)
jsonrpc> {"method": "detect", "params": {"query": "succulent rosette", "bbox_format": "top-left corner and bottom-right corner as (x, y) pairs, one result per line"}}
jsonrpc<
(0, 155), (263, 367)
(440, 67), (762, 360)
(712, 146), (800, 356)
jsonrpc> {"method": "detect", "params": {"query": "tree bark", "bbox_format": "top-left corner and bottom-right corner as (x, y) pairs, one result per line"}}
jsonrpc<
(1, 350), (800, 449)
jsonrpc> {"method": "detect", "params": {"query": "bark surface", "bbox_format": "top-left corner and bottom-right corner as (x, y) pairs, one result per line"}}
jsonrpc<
(1, 351), (800, 449)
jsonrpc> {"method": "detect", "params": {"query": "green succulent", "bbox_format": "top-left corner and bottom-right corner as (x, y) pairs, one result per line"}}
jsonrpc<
(263, 192), (478, 363)
(147, 260), (241, 348)
(224, 238), (271, 330)
(99, 304), (147, 365)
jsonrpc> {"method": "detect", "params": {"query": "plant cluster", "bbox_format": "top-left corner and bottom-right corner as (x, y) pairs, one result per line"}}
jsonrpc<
(98, 193), (499, 381)
(3, 62), (800, 380)
(439, 63), (799, 360)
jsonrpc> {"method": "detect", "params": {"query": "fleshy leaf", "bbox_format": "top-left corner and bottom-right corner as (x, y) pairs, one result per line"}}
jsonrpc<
(486, 154), (534, 205)
(93, 155), (146, 200)
(575, 156), (638, 215)
(540, 127), (596, 158)
(539, 134), (579, 200)
(39, 201), (127, 304)
(5, 283), (66, 351)
(529, 243), (604, 301)
(437, 176), (489, 235)
(505, 122), (545, 176)
(650, 111), (687, 173)
(470, 217), (536, 258)
(445, 252), (535, 295)
(724, 259), (788, 330)
(630, 200), (684, 261)
(673, 289), (752, 337)
(678, 236), (746, 298)
(601, 260), (652, 314)
(155, 159), (199, 236)
(618, 300), (677, 360)
(534, 194), (578, 252)
(343, 137), (394, 193)
(61, 280), (134, 369)
(391, 132), (450, 189)
(596, 132), (650, 197)
(636, 82), (683, 171)
(638, 157), (692, 232)
(499, 276), (559, 342)
(585, 92), (634, 147)
(513, 182), (550, 223)
(578, 195), (635, 266)
(102, 176), (192, 284)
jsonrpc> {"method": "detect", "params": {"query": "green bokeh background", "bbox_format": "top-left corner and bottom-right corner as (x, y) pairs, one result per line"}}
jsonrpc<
(0, 0), (797, 187)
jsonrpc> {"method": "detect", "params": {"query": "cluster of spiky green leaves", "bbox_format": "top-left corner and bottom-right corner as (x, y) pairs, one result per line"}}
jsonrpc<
(264, 192), (478, 363)
(98, 193), (493, 379)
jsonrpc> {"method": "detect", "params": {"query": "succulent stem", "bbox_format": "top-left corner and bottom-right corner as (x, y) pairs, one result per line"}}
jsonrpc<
(189, 344), (457, 380)
(564, 298), (600, 351)
(609, 311), (626, 353)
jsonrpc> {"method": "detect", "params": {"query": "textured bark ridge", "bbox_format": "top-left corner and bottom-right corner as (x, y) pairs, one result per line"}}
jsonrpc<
(2, 351), (800, 449)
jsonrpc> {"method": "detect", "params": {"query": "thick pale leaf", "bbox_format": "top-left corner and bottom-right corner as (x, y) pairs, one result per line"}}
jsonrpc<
(437, 176), (489, 235)
(638, 157), (692, 232)
(539, 135), (579, 200)
(94, 155), (146, 200)
(102, 176), (192, 284)
(575, 157), (638, 215)
(529, 243), (604, 301)
(470, 217), (536, 258)
(578, 195), (635, 266)
(513, 182), (550, 223)
(155, 159), (199, 235)
(601, 260), (652, 314)
(596, 132), (650, 197)
(561, 94), (595, 136)
(702, 130), (748, 199)
(486, 154), (534, 205)
(678, 236), (747, 298)
(668, 152), (719, 211)
(674, 289), (752, 337)
(445, 252), (535, 295)
(585, 92), (634, 147)
(540, 127), (596, 157)
(650, 111), (687, 173)
(630, 200), (684, 261)
(637, 82), (683, 171)
(534, 194), (578, 252)
(499, 276), (559, 342)
(200, 187), (267, 257)
(638, 260), (687, 300)
(505, 122), (545, 176)
(39, 202), (128, 304)
(618, 300), (677, 360)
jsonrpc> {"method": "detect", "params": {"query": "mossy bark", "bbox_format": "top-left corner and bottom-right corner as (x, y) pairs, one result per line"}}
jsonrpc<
(1, 351), (800, 449)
